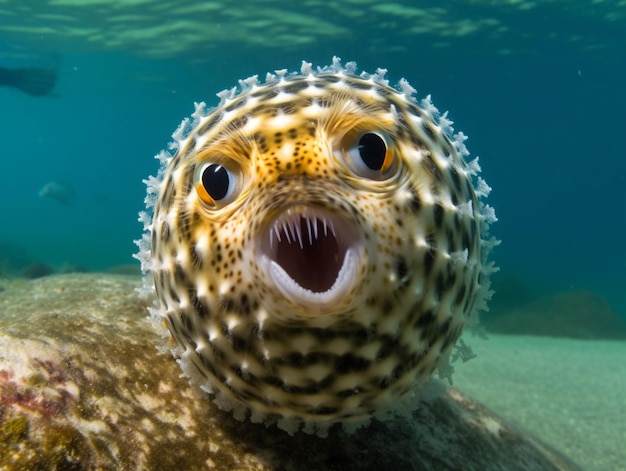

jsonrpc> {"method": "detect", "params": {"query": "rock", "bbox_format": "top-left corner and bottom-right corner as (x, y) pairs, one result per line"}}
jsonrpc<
(18, 262), (54, 279)
(104, 263), (142, 276)
(0, 274), (581, 470)
(484, 290), (626, 340)
(482, 273), (549, 319)
(0, 241), (36, 277)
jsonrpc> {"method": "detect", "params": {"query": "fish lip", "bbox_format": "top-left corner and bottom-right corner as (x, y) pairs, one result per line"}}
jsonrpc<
(256, 204), (362, 311)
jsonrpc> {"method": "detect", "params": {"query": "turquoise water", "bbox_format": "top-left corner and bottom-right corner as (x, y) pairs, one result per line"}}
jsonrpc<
(0, 5), (624, 314)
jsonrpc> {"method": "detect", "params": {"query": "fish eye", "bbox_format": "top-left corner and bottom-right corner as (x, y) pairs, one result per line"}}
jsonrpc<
(342, 131), (395, 180)
(194, 162), (241, 208)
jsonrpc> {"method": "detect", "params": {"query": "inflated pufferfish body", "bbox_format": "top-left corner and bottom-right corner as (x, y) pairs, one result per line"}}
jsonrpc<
(136, 58), (497, 436)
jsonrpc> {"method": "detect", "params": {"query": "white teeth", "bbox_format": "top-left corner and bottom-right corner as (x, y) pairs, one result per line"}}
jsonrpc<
(295, 222), (304, 249)
(285, 219), (303, 249)
(259, 208), (361, 308)
(270, 213), (341, 250)
(306, 218), (313, 245)
(283, 222), (292, 243)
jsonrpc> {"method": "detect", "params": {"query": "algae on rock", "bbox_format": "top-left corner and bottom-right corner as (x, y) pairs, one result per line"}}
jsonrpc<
(0, 274), (582, 470)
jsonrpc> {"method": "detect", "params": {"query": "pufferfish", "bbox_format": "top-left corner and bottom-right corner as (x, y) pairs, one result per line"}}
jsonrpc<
(135, 57), (497, 436)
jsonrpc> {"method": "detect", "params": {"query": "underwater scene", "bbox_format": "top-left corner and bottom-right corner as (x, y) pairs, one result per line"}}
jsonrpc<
(0, 1), (625, 470)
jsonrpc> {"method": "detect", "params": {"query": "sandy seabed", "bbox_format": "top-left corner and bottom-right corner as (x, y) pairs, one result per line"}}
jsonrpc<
(453, 333), (626, 471)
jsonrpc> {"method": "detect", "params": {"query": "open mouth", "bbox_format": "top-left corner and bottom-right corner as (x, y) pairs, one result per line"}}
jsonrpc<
(257, 205), (361, 309)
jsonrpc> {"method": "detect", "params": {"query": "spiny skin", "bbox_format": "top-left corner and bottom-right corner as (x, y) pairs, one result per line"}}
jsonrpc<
(137, 59), (496, 435)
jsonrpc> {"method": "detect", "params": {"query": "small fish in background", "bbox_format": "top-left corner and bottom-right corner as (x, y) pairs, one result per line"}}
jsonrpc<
(38, 181), (75, 205)
(0, 66), (57, 96)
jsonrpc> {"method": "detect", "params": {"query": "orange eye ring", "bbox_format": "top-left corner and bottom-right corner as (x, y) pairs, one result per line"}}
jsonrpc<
(341, 131), (397, 180)
(195, 181), (216, 206)
(379, 145), (394, 174)
(194, 161), (242, 208)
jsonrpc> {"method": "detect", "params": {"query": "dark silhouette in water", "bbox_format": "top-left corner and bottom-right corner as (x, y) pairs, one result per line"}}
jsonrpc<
(0, 66), (57, 96)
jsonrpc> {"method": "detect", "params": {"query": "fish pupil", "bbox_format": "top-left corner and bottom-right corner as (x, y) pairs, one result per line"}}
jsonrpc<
(202, 164), (230, 201)
(358, 132), (387, 170)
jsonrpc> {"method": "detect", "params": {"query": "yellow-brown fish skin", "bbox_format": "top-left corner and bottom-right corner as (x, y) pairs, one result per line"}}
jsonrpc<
(135, 58), (497, 436)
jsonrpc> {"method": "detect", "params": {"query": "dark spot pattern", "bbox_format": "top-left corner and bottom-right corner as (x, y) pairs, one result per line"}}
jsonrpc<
(146, 66), (491, 430)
